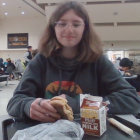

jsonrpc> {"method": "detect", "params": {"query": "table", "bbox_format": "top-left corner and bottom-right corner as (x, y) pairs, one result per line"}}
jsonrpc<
(0, 75), (9, 86)
(0, 115), (140, 140)
(124, 75), (138, 79)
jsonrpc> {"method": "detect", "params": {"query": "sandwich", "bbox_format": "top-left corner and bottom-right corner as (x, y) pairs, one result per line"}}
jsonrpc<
(50, 96), (74, 121)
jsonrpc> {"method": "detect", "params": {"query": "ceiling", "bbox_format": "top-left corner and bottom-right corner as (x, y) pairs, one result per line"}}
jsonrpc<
(1, 0), (140, 26)
(0, 0), (45, 19)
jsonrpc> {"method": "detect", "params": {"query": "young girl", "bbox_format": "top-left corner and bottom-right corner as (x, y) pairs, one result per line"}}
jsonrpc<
(7, 1), (140, 122)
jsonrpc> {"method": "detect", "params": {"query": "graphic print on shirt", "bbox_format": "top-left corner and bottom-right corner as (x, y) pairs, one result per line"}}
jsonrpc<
(45, 81), (82, 99)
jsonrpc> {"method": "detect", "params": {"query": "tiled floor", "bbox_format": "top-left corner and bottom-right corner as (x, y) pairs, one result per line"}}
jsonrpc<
(0, 80), (19, 116)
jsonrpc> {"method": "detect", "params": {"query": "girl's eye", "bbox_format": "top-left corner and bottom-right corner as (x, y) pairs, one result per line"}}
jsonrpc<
(59, 22), (67, 27)
(55, 22), (67, 27)
(73, 23), (81, 27)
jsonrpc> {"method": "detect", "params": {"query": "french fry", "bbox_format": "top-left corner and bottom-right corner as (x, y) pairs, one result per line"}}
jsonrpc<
(108, 118), (133, 136)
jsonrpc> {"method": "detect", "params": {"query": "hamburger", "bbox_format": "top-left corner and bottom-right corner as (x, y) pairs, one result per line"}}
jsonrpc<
(50, 96), (74, 121)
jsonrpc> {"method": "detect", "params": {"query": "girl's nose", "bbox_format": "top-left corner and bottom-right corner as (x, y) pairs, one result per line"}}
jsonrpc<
(65, 24), (74, 32)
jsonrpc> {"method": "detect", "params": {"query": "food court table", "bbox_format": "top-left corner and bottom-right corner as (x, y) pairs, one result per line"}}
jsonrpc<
(0, 115), (140, 140)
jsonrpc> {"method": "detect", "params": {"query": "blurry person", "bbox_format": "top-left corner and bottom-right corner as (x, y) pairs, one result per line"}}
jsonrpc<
(14, 59), (25, 79)
(5, 58), (15, 80)
(24, 46), (32, 66)
(119, 58), (134, 77)
(0, 58), (6, 74)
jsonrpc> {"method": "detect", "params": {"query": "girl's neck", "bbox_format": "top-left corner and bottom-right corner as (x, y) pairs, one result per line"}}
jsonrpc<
(61, 47), (77, 59)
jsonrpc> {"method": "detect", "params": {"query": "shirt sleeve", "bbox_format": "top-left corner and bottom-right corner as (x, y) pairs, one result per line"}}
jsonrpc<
(98, 55), (140, 115)
(7, 54), (46, 120)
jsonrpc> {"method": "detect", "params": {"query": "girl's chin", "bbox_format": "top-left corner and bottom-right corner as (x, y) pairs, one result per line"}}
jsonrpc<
(61, 42), (78, 48)
(62, 45), (76, 48)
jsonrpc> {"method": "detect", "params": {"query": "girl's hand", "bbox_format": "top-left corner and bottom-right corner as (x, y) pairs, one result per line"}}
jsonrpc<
(30, 98), (61, 122)
(59, 94), (66, 99)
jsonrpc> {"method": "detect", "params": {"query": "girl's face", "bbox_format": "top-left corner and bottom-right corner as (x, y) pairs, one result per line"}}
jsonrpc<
(55, 10), (85, 48)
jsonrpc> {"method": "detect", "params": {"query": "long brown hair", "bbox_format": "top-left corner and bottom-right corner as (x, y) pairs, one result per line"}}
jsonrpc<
(39, 1), (103, 63)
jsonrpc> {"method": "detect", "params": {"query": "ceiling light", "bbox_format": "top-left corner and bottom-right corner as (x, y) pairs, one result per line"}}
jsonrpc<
(2, 2), (6, 6)
(4, 12), (8, 15)
(21, 11), (25, 15)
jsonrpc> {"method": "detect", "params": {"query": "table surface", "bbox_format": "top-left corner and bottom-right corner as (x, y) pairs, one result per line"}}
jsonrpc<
(124, 75), (138, 79)
(0, 115), (140, 140)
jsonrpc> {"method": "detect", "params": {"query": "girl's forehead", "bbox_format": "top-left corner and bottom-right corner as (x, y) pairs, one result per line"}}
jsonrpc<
(59, 9), (83, 22)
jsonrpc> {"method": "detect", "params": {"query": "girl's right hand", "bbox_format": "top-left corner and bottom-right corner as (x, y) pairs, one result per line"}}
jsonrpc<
(30, 98), (61, 122)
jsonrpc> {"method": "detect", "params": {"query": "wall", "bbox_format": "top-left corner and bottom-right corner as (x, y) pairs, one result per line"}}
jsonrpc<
(95, 26), (140, 41)
(0, 16), (46, 61)
(103, 41), (140, 50)
(0, 50), (26, 62)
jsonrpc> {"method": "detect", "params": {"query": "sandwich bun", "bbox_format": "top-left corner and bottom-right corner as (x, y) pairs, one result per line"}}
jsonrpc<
(50, 96), (74, 121)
